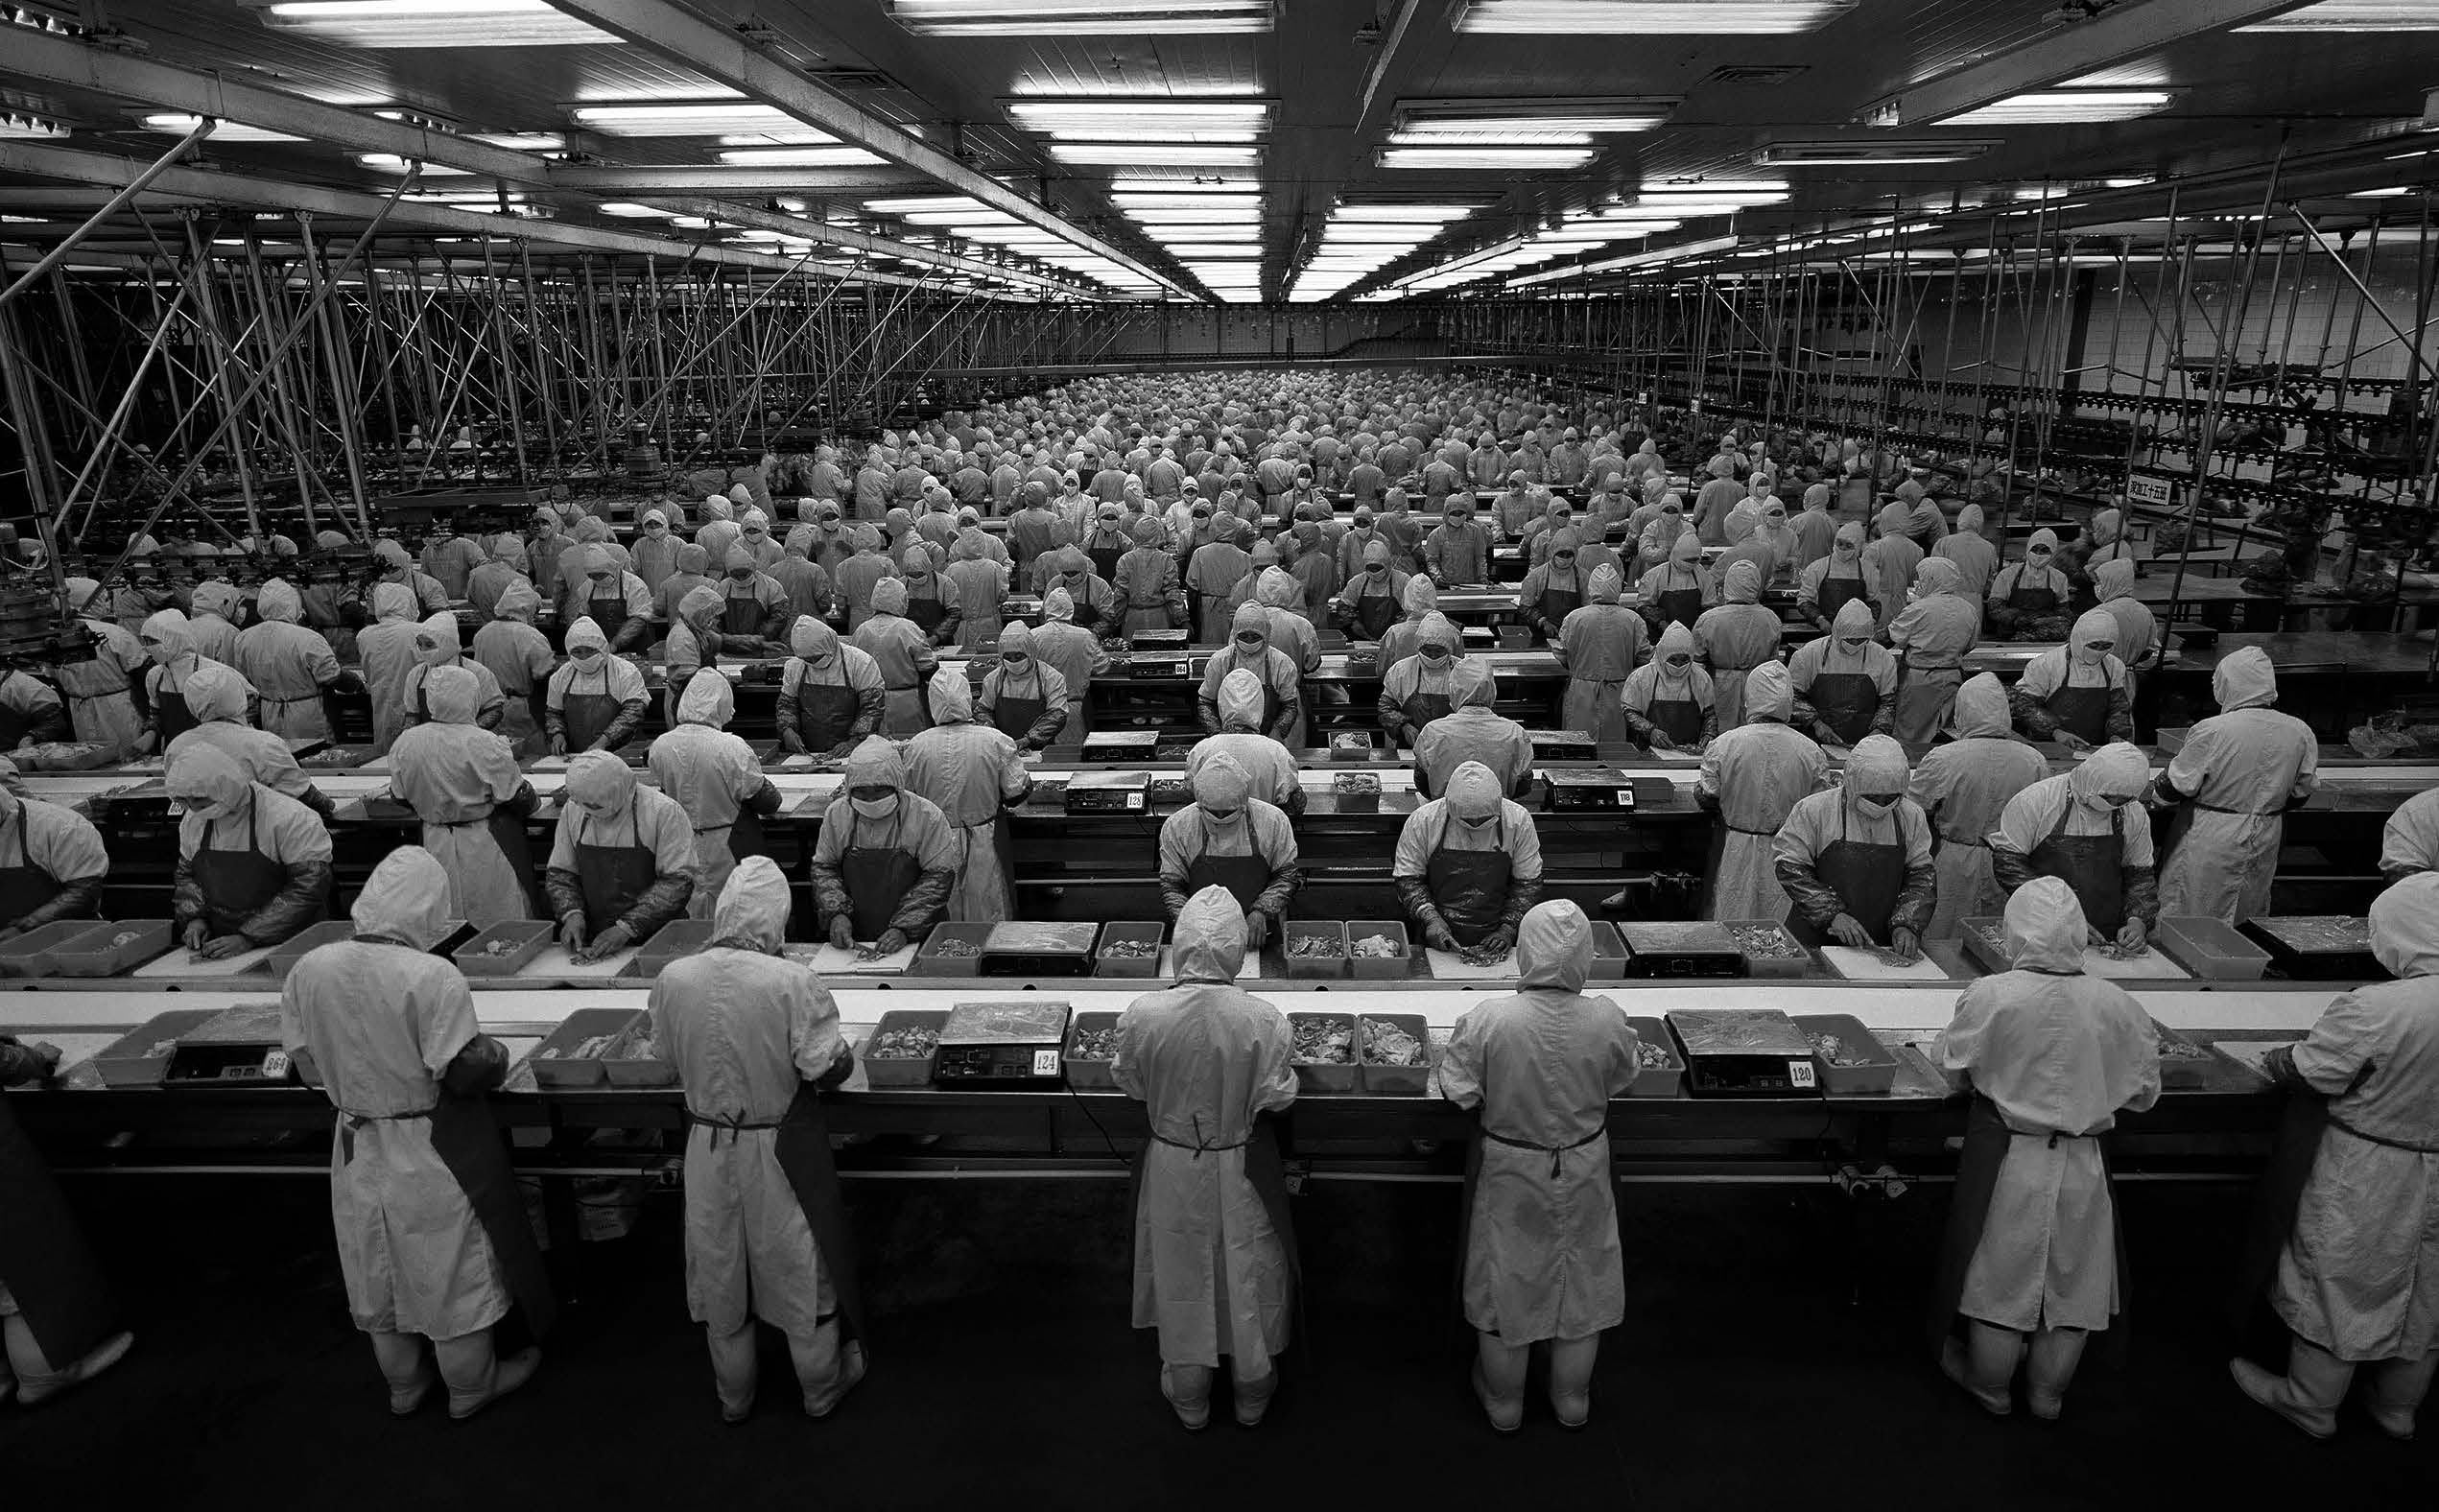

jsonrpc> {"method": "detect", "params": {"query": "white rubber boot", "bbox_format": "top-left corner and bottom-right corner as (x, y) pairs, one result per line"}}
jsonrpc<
(369, 1331), (434, 1416)
(2230, 1335), (2353, 1440)
(1473, 1334), (1527, 1433)
(2363, 1352), (2436, 1442)
(435, 1330), (539, 1421)
(2025, 1328), (2088, 1421)
(707, 1324), (757, 1424)
(1161, 1363), (1215, 1430)
(1549, 1335), (1601, 1429)
(1940, 1322), (2022, 1416)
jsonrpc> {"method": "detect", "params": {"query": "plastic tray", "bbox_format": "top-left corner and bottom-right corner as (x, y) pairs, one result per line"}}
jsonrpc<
(1624, 1016), (1683, 1098)
(862, 1008), (949, 1087)
(912, 922), (993, 977)
(1283, 921), (1348, 980)
(1792, 1013), (1899, 1096)
(1344, 920), (1411, 980)
(598, 1012), (676, 1087)
(1330, 773), (1382, 813)
(1062, 1010), (1121, 1092)
(0, 920), (111, 979)
(524, 1008), (636, 1088)
(626, 918), (720, 980)
(454, 920), (554, 977)
(1717, 919), (1811, 979)
(2152, 1020), (2220, 1091)
(1958, 918), (2014, 976)
(1287, 1012), (1358, 1094)
(2154, 916), (2270, 981)
(91, 1008), (222, 1088)
(1356, 1014), (1433, 1095)
(1588, 922), (1632, 982)
(266, 920), (360, 980)
(1093, 922), (1166, 979)
(48, 919), (175, 978)
(2238, 917), (2383, 981)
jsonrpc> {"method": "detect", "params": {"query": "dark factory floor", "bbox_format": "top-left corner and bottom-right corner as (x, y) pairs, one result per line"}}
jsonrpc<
(5, 1173), (2431, 1511)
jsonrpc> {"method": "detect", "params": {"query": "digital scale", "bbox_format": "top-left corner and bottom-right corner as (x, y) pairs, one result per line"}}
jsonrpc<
(1525, 729), (1598, 763)
(1081, 729), (1159, 763)
(1064, 770), (1148, 815)
(931, 1000), (1073, 1088)
(163, 1003), (296, 1088)
(1619, 921), (1747, 979)
(1125, 651), (1190, 679)
(1665, 1009), (1819, 1098)
(1129, 628), (1189, 653)
(1543, 768), (1636, 811)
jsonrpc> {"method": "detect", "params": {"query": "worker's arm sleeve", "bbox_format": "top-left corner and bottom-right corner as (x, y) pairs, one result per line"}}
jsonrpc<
(1988, 840), (2038, 894)
(1267, 682), (1302, 744)
(1196, 693), (1224, 737)
(1701, 702), (1722, 747)
(241, 859), (333, 946)
(809, 815), (851, 923)
(743, 773), (784, 816)
(772, 669), (806, 750)
(888, 857), (958, 939)
(2104, 680), (2136, 744)
(1024, 672), (1070, 749)
(440, 1033), (509, 1096)
(2289, 729), (2321, 804)
(2284, 989), (2382, 1096)
(1891, 811), (1938, 937)
(619, 806), (698, 938)
(1436, 1012), (1484, 1111)
(1774, 820), (1844, 928)
(2009, 681), (2059, 741)
(590, 697), (648, 752)
(2152, 729), (2211, 804)
(2379, 801), (2437, 879)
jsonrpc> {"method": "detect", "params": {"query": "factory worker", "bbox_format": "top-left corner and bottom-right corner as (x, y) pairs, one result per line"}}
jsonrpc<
(651, 669), (784, 921)
(663, 582), (728, 704)
(166, 664), (333, 820)
(1785, 483), (1837, 572)
(234, 579), (343, 744)
(1518, 530), (1589, 645)
(1989, 742), (2157, 949)
(1862, 502), (1924, 631)
(776, 618), (884, 759)
(1788, 599), (1897, 748)
(696, 496), (742, 566)
(372, 539), (450, 615)
(184, 581), (243, 666)
(1186, 513), (1253, 643)
(1934, 504), (2000, 602)
(1750, 498), (1799, 584)
(1157, 754), (1298, 944)
(168, 744), (331, 957)
(355, 584), (428, 753)
(468, 580), (555, 758)
(465, 545), (521, 623)
(2091, 559), (2157, 675)
(1693, 456), (1742, 546)
(2059, 508), (2137, 604)
(420, 523), (485, 602)
(630, 509), (681, 600)
(1079, 502), (1135, 581)
(1909, 675), (2047, 938)
(139, 607), (247, 747)
(1776, 733), (1935, 957)
(654, 541), (716, 626)
(1110, 885), (1297, 1430)
(401, 612), (504, 734)
(1, 1029), (134, 1407)
(904, 668), (1030, 923)
(1796, 523), (1881, 634)
(387, 667), (543, 930)
(850, 579), (939, 738)
(55, 578), (149, 759)
(735, 509), (785, 573)
(1438, 900), (1638, 1431)
(1553, 565), (1646, 746)
(832, 529), (898, 632)
(717, 544), (793, 653)
(1030, 588), (1111, 743)
(977, 622), (1070, 752)
(1113, 516), (1187, 638)
(1283, 515), (1339, 624)
(560, 545), (651, 654)
(543, 752), (696, 958)
(650, 858), (864, 1424)
(1693, 559), (1782, 733)
(1637, 532), (1714, 636)
(1378, 574), (1440, 671)
(0, 755), (107, 938)
(1031, 546), (1115, 632)
(1696, 662), (1824, 922)
(892, 542), (961, 650)
(1713, 512), (1776, 594)
(279, 847), (552, 1420)
(2150, 647), (2317, 923)
(1930, 877), (2159, 1420)
(1331, 539), (1410, 645)
(1198, 602), (1303, 744)
(542, 616), (648, 757)
(1883, 557), (1980, 752)
(0, 663), (65, 750)
(812, 738), (959, 953)
(1621, 622), (1716, 754)
(1190, 670), (1305, 816)
(2380, 787), (2439, 881)
(2009, 610), (2133, 752)
(1424, 496), (1491, 587)
(1379, 611), (1467, 750)
(1987, 528), (2073, 642)
(1415, 664), (1532, 800)
(1633, 493), (1690, 577)
(2231, 873), (2439, 1440)
(1395, 761), (1542, 955)
(941, 532), (1006, 654)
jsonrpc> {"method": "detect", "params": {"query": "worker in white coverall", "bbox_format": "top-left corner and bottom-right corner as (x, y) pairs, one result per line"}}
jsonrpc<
(1884, 557), (1981, 755)
(235, 578), (343, 744)
(1439, 900), (1642, 1431)
(2379, 786), (2439, 880)
(650, 669), (784, 921)
(544, 615), (650, 756)
(1930, 877), (2160, 1421)
(167, 744), (331, 957)
(1908, 673), (2046, 938)
(2231, 872), (2439, 1442)
(1552, 564), (1644, 746)
(1775, 734), (1935, 958)
(387, 666), (543, 930)
(1697, 661), (1823, 922)
(1413, 663), (1533, 800)
(903, 667), (1030, 922)
(2148, 646), (2317, 924)
(1394, 761), (1542, 957)
(651, 857), (865, 1424)
(1189, 670), (1306, 816)
(543, 752), (698, 960)
(1693, 559), (1782, 733)
(810, 737), (961, 954)
(166, 663), (335, 819)
(1111, 885), (1298, 1430)
(2009, 610), (2135, 752)
(1157, 753), (1299, 947)
(279, 846), (553, 1419)
(55, 577), (149, 760)
(1990, 742), (2159, 950)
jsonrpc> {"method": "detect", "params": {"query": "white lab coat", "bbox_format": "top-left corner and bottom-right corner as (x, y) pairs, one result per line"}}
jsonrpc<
(2155, 704), (2317, 923)
(1700, 719), (1824, 922)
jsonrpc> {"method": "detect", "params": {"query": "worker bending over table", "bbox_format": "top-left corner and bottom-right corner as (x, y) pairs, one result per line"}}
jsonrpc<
(1, 1033), (134, 1407)
(1789, 600), (1895, 748)
(0, 756), (107, 939)
(168, 745), (332, 957)
(1395, 761), (1543, 956)
(2009, 611), (2134, 752)
(1377, 612), (1466, 751)
(1990, 743), (2158, 951)
(775, 618), (885, 759)
(279, 848), (553, 1420)
(1191, 671), (1305, 816)
(1199, 604), (1305, 749)
(1158, 754), (1299, 950)
(977, 623), (1070, 752)
(388, 666), (545, 931)
(812, 737), (959, 954)
(904, 668), (1030, 922)
(851, 579), (938, 739)
(1414, 665), (1532, 800)
(1621, 623), (1716, 754)
(166, 663), (334, 820)
(1775, 734), (1934, 959)
(545, 616), (650, 755)
(544, 751), (698, 961)
(0, 664), (67, 748)
(651, 857), (865, 1425)
(1910, 674), (2047, 939)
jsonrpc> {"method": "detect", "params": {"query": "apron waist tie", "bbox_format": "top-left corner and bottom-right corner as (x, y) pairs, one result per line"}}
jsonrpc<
(2194, 801), (2285, 817)
(1728, 823), (1778, 837)
(339, 1105), (436, 1161)
(693, 822), (735, 834)
(436, 808), (495, 828)
(2004, 1124), (2100, 1149)
(1483, 1124), (1606, 1179)
(1151, 1129), (1249, 1160)
(262, 692), (320, 705)
(685, 1109), (785, 1148)
(1940, 832), (1988, 848)
(2327, 1114), (2439, 1155)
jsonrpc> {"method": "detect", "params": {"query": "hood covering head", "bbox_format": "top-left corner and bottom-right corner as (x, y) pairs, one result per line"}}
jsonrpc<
(2071, 608), (2119, 667)
(727, 483), (754, 508)
(563, 616), (608, 657)
(1131, 517), (1164, 546)
(1219, 668), (1266, 728)
(1832, 598), (1878, 641)
(1723, 559), (1762, 603)
(1248, 541), (1279, 570)
(184, 662), (249, 724)
(841, 735), (904, 790)
(1914, 557), (1963, 598)
(352, 846), (457, 950)
(575, 517), (612, 546)
(928, 666), (973, 723)
(697, 495), (729, 520)
(723, 544), (757, 576)
(1172, 885), (1247, 981)
(141, 608), (195, 660)
(1588, 564), (1622, 603)
(2025, 527), (2060, 560)
(414, 612), (462, 666)
(425, 664), (482, 724)
(1416, 611), (1459, 656)
(1724, 513), (1757, 545)
(167, 744), (249, 812)
(2214, 645), (2277, 711)
(1834, 521), (1865, 556)
(2070, 741), (2152, 806)
(1044, 585), (1077, 623)
(63, 577), (105, 619)
(677, 667), (733, 726)
(1231, 601), (1271, 646)
(256, 579), (303, 623)
(191, 581), (241, 618)
(1669, 532), (1703, 568)
(1655, 621), (1696, 668)
(582, 544), (617, 577)
(564, 750), (636, 814)
(1804, 483), (1833, 508)
(2092, 508), (2122, 545)
(713, 855), (792, 952)
(676, 584), (726, 633)
(2095, 557), (2137, 602)
(869, 578), (909, 616)
(2004, 875), (2089, 975)
(2371, 873), (2439, 979)
(1453, 660), (1498, 709)
(676, 542), (712, 574)
(1516, 899), (1592, 992)
(372, 582), (417, 622)
(1956, 504), (1984, 534)
(1211, 513), (1242, 543)
(1401, 575), (1439, 617)
(1192, 751), (1250, 810)
(1257, 567), (1299, 610)
(1446, 760), (1504, 821)
(495, 579), (541, 622)
(372, 539), (414, 573)
(1875, 501), (1911, 537)
(1744, 659), (1793, 721)
(1846, 733), (1910, 800)
(998, 620), (1035, 659)
(791, 617), (838, 660)
(1951, 673), (2010, 739)
(1362, 538), (1392, 570)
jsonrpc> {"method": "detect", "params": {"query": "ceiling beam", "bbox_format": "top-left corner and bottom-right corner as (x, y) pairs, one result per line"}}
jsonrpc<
(1868, 0), (2324, 127)
(545, 0), (1193, 298)
(620, 195), (1098, 296)
(545, 166), (916, 194)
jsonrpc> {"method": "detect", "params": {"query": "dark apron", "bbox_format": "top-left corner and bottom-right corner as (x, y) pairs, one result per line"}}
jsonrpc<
(573, 826), (659, 933)
(1426, 827), (1514, 947)
(1087, 537), (1125, 580)
(2231, 1089), (2331, 1349)
(153, 676), (195, 743)
(1185, 849), (1275, 920)
(1352, 585), (1399, 640)
(2027, 805), (2127, 935)
(1536, 578), (1582, 634)
(1927, 1093), (2128, 1358)
(1818, 571), (1872, 626)
(1808, 667), (1882, 746)
(0, 820), (69, 926)
(906, 591), (949, 638)
(793, 677), (862, 752)
(1643, 687), (1705, 748)
(1784, 808), (1907, 947)
(841, 815), (924, 941)
(192, 808), (295, 936)
(2007, 579), (2060, 618)
(1654, 579), (1704, 629)
(559, 686), (624, 753)
(690, 1083), (867, 1343)
(2044, 677), (2113, 746)
(586, 589), (628, 641)
(0, 1090), (117, 1364)
(1401, 689), (1453, 744)
(443, 807), (547, 919)
(988, 672), (1047, 744)
(1126, 1114), (1302, 1361)
(1454, 1114), (1607, 1324)
(722, 587), (765, 636)
(724, 805), (766, 867)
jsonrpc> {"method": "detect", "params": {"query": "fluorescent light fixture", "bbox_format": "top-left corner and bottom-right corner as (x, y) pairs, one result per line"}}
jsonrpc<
(1006, 99), (1271, 134)
(357, 153), (471, 175)
(1164, 244), (1264, 257)
(2012, 185), (2069, 201)
(596, 202), (675, 218)
(1107, 175), (1261, 193)
(716, 148), (888, 166)
(1506, 231), (1741, 285)
(248, 0), (616, 47)
(1320, 226), (1440, 242)
(1637, 178), (1786, 197)
(1331, 203), (1480, 221)
(1115, 206), (1262, 224)
(890, 1), (1272, 33)
(2237, 1), (2439, 30)
(1452, 1), (1856, 33)
(864, 196), (986, 214)
(2351, 185), (2416, 197)
(1047, 143), (1259, 166)
(143, 112), (301, 143)
(467, 130), (563, 151)
(1388, 129), (1593, 146)
(1377, 147), (1594, 169)
(902, 210), (1019, 225)
(1113, 193), (1264, 212)
(1755, 138), (1997, 165)
(1941, 90), (2177, 125)
(1394, 97), (1676, 133)
(572, 103), (812, 136)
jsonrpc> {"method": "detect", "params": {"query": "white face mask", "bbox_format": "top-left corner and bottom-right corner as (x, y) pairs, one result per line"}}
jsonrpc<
(851, 794), (899, 820)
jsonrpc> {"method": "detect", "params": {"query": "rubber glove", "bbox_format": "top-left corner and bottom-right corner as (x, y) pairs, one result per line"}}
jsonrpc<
(196, 933), (252, 959)
(829, 917), (854, 950)
(1646, 730), (1677, 751)
(1891, 928), (1923, 964)
(1243, 910), (1269, 951)
(1829, 913), (1875, 949)
(2116, 917), (2148, 953)
(549, 734), (567, 756)
(1479, 925), (1516, 956)
(182, 919), (209, 950)
(873, 928), (908, 956)
(1424, 920), (1459, 953)
(2087, 924), (2110, 947)
(556, 911), (588, 953)
(576, 922), (631, 962)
